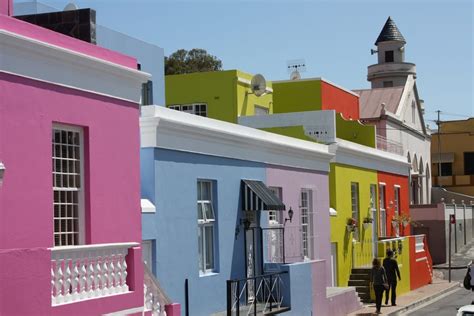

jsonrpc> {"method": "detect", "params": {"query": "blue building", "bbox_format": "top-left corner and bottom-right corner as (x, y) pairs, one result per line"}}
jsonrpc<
(140, 106), (339, 315)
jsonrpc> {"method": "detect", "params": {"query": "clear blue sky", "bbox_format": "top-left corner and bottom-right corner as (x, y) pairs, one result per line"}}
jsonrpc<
(18, 0), (473, 125)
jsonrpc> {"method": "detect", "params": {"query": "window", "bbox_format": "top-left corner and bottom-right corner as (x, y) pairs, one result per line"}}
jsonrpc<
(350, 183), (359, 240)
(141, 80), (153, 106)
(254, 105), (269, 116)
(300, 189), (314, 259)
(385, 50), (394, 62)
(435, 163), (453, 176)
(464, 152), (474, 175)
(142, 240), (154, 270)
(383, 81), (393, 88)
(369, 184), (377, 210)
(379, 184), (387, 237)
(169, 103), (207, 117)
(394, 186), (401, 236)
(52, 126), (84, 246)
(268, 187), (283, 225)
(197, 180), (215, 273)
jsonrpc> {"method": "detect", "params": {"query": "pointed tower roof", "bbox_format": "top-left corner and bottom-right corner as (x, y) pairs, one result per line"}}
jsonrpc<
(375, 17), (406, 45)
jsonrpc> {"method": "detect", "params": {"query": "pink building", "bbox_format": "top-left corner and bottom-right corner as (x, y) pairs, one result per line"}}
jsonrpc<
(0, 2), (152, 314)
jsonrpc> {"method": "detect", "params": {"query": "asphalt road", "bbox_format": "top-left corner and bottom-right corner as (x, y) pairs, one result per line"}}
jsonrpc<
(409, 241), (474, 315)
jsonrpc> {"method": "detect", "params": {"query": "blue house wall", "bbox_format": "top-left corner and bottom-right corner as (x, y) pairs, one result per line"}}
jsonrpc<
(141, 147), (266, 316)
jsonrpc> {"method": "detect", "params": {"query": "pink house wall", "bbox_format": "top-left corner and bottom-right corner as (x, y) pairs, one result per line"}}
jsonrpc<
(0, 72), (143, 315)
(266, 165), (332, 286)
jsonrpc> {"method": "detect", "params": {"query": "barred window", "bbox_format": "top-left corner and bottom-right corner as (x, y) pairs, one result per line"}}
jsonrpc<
(52, 126), (83, 246)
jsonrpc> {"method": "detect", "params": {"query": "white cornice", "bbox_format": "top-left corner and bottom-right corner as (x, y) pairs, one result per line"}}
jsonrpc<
(140, 106), (334, 172)
(0, 30), (150, 103)
(329, 138), (410, 176)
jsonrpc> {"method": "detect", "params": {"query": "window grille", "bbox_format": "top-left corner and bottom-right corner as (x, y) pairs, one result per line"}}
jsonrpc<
(52, 127), (83, 246)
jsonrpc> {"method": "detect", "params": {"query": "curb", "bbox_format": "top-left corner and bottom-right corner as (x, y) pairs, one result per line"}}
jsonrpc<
(386, 282), (461, 315)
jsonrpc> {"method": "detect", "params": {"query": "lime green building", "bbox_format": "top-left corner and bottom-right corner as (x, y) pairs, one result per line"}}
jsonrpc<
(165, 70), (273, 123)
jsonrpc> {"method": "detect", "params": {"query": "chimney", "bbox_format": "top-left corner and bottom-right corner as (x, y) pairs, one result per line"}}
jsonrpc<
(0, 0), (13, 16)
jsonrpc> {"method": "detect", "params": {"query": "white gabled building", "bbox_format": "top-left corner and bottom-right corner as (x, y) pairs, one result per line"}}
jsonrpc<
(354, 16), (432, 205)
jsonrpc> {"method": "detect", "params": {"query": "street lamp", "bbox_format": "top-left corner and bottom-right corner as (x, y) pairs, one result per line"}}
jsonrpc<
(284, 207), (294, 225)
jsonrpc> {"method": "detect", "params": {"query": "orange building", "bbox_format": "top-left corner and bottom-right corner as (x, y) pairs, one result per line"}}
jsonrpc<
(432, 118), (474, 196)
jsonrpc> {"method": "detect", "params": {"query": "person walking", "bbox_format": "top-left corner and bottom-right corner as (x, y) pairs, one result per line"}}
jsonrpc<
(383, 249), (401, 306)
(371, 258), (388, 314)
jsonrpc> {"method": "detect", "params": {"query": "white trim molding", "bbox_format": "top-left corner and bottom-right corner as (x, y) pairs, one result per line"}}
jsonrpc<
(141, 199), (156, 213)
(329, 138), (410, 176)
(140, 106), (334, 172)
(0, 30), (150, 103)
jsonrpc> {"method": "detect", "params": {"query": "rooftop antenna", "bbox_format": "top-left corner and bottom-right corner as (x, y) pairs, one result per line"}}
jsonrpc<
(287, 59), (306, 80)
(64, 3), (79, 11)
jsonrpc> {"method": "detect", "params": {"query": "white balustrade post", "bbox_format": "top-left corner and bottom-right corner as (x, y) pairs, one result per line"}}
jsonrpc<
(102, 251), (109, 296)
(55, 257), (64, 305)
(108, 252), (116, 294)
(79, 255), (88, 300)
(115, 253), (122, 293)
(120, 249), (129, 292)
(87, 251), (96, 298)
(51, 260), (56, 304)
(94, 254), (102, 297)
(71, 253), (80, 302)
(63, 257), (72, 302)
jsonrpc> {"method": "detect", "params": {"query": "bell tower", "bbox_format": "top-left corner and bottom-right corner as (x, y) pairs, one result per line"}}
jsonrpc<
(368, 17), (416, 88)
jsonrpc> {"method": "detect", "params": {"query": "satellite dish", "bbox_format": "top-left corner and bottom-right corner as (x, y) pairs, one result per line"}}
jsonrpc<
(64, 3), (79, 11)
(290, 70), (301, 80)
(250, 74), (267, 97)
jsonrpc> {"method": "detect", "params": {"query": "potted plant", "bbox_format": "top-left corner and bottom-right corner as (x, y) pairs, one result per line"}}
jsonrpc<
(346, 218), (358, 232)
(391, 215), (400, 228)
(399, 213), (411, 227)
(362, 216), (373, 229)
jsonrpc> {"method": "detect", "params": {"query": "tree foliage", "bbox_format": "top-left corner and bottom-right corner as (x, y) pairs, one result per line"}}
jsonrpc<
(165, 49), (223, 75)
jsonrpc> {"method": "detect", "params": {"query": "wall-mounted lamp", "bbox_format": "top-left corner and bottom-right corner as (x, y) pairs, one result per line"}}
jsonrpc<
(284, 207), (294, 225)
(0, 162), (5, 186)
(240, 218), (251, 230)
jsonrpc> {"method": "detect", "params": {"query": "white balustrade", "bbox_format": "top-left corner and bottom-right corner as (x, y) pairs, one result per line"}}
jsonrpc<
(50, 242), (138, 306)
(143, 263), (170, 316)
(415, 235), (425, 253)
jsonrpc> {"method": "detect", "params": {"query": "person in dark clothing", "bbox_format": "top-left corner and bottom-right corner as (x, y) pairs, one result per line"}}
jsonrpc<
(383, 249), (401, 306)
(371, 258), (388, 314)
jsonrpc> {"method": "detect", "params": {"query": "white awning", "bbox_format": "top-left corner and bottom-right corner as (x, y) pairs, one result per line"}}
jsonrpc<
(141, 199), (156, 213)
(330, 207), (337, 216)
(432, 153), (454, 163)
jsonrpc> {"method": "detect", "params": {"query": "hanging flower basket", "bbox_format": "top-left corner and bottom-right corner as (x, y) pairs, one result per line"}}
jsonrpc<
(346, 218), (358, 232)
(402, 220), (409, 227)
(363, 222), (370, 230)
(391, 220), (399, 228)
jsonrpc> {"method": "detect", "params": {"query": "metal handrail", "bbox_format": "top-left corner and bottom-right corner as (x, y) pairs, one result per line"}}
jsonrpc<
(226, 271), (289, 316)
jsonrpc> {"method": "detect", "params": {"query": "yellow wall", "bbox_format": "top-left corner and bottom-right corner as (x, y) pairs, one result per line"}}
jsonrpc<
(272, 79), (322, 114)
(335, 114), (376, 148)
(329, 163), (378, 286)
(165, 70), (273, 123)
(377, 238), (411, 295)
(431, 118), (474, 195)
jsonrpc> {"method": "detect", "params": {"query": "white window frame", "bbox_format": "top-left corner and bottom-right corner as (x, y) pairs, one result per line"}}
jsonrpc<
(197, 180), (216, 274)
(52, 124), (85, 247)
(394, 185), (401, 236)
(379, 183), (387, 237)
(268, 187), (283, 225)
(169, 103), (207, 117)
(350, 183), (360, 241)
(300, 189), (314, 260)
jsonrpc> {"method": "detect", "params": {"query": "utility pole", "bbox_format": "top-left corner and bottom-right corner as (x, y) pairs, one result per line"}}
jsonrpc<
(436, 110), (442, 185)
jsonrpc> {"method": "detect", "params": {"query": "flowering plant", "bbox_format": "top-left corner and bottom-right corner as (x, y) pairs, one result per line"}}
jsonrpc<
(363, 216), (374, 224)
(347, 218), (358, 226)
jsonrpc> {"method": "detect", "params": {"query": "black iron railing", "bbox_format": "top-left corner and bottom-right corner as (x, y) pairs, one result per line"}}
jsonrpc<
(226, 271), (289, 316)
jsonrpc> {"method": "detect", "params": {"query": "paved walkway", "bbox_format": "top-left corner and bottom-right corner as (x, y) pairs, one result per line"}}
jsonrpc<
(348, 278), (460, 315)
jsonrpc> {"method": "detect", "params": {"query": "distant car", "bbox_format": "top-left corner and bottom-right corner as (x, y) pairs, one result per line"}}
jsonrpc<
(457, 305), (474, 316)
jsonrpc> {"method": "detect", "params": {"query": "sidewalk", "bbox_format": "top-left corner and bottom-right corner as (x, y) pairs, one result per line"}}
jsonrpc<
(348, 278), (460, 315)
